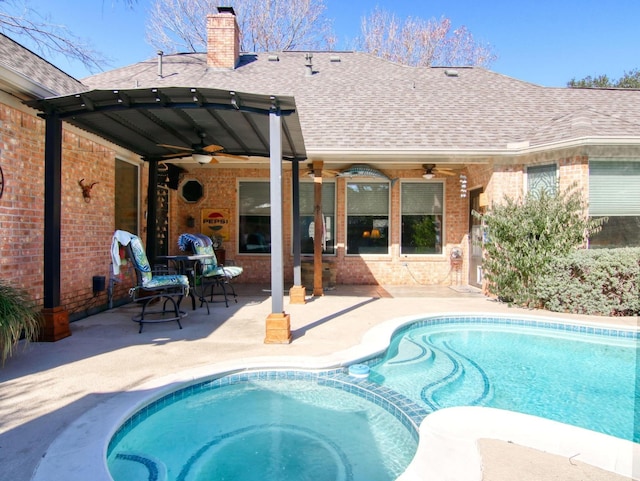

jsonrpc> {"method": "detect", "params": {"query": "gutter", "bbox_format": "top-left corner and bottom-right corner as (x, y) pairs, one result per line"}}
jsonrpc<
(0, 62), (59, 100)
(307, 136), (640, 162)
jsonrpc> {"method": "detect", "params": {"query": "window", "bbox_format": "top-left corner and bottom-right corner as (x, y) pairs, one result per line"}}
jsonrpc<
(346, 182), (389, 255)
(180, 179), (203, 203)
(589, 160), (640, 248)
(401, 182), (443, 255)
(299, 182), (336, 254)
(527, 164), (557, 196)
(114, 159), (138, 233)
(238, 181), (270, 253)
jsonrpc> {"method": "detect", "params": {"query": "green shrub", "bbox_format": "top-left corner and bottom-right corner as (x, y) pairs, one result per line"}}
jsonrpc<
(0, 281), (41, 365)
(536, 248), (640, 316)
(480, 185), (605, 307)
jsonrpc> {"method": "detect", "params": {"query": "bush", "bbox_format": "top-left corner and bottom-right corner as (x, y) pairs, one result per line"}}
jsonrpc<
(536, 248), (640, 316)
(0, 281), (41, 365)
(480, 185), (604, 307)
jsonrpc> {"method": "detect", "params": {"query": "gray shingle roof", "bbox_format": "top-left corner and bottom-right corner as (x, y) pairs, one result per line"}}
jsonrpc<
(81, 51), (640, 156)
(0, 33), (86, 96)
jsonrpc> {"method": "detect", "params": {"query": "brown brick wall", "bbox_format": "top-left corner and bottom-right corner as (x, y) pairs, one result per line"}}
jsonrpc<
(0, 101), (120, 317)
(170, 165), (474, 286)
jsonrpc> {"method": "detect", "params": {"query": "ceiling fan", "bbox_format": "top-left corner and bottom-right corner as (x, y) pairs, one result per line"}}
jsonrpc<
(422, 164), (456, 178)
(158, 132), (246, 164)
(302, 163), (340, 178)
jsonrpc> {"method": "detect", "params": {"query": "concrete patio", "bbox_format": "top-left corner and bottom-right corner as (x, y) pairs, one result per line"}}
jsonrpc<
(0, 284), (637, 481)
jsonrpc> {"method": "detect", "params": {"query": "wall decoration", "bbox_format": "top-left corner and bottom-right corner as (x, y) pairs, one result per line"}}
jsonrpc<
(78, 178), (99, 202)
(201, 208), (230, 241)
(0, 165), (4, 199)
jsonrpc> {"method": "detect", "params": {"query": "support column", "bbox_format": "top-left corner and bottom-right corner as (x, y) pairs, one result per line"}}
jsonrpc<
(265, 107), (291, 343)
(41, 113), (70, 341)
(289, 159), (306, 304)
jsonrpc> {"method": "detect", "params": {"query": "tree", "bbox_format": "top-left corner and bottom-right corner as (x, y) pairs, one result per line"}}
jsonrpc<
(355, 7), (496, 67)
(568, 69), (640, 89)
(145, 0), (335, 54)
(0, 0), (135, 72)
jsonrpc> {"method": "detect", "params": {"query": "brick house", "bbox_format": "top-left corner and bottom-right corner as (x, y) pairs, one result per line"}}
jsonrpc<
(1, 9), (639, 336)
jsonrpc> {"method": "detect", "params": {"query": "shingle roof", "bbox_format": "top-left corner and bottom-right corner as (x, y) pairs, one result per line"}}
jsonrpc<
(0, 33), (86, 96)
(81, 51), (640, 157)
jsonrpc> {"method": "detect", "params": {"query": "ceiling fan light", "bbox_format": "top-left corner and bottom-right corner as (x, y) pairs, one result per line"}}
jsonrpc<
(192, 153), (211, 164)
(423, 172), (434, 179)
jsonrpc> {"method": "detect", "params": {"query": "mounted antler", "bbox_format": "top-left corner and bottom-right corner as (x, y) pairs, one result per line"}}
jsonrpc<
(78, 179), (98, 202)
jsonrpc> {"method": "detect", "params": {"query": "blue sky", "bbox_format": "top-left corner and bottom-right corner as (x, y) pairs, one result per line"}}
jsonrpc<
(7, 0), (640, 86)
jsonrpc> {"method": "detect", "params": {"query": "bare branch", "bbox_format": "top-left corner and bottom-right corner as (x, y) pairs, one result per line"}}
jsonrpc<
(357, 7), (496, 67)
(145, 0), (334, 53)
(0, 0), (116, 73)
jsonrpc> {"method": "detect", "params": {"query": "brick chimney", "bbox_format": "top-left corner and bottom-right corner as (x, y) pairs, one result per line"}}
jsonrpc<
(207, 7), (240, 69)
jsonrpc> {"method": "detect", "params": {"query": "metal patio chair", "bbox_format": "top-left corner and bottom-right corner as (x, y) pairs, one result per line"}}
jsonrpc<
(112, 230), (189, 333)
(177, 233), (243, 308)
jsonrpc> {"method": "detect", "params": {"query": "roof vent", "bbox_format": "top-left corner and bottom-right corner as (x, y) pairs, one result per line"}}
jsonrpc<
(157, 50), (163, 78)
(305, 53), (313, 76)
(268, 54), (279, 62)
(330, 55), (341, 62)
(444, 69), (459, 77)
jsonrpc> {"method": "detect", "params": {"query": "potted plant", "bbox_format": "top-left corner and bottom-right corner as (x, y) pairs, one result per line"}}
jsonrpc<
(0, 280), (41, 365)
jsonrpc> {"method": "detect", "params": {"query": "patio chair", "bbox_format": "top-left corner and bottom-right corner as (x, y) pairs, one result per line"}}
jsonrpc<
(177, 233), (243, 308)
(112, 230), (189, 333)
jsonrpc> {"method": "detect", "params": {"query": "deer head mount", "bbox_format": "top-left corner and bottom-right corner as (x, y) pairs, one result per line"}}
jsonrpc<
(78, 179), (98, 203)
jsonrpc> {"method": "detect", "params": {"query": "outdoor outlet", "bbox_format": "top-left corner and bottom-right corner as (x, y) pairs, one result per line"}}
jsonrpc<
(402, 262), (408, 267)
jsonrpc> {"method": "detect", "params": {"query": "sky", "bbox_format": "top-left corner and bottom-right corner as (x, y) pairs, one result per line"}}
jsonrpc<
(6, 0), (640, 87)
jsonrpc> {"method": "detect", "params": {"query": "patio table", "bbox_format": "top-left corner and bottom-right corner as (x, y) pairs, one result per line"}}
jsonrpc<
(156, 254), (216, 311)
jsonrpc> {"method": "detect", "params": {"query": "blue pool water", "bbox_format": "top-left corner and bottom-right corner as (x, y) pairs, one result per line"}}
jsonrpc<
(108, 375), (419, 481)
(370, 319), (639, 442)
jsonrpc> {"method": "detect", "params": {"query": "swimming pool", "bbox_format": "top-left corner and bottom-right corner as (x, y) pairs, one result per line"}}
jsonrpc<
(369, 316), (639, 442)
(31, 313), (640, 481)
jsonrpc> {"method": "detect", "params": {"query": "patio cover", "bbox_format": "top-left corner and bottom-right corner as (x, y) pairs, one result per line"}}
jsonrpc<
(27, 87), (307, 333)
(27, 87), (306, 161)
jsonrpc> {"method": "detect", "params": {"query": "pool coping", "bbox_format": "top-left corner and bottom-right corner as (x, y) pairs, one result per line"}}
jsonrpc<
(31, 312), (640, 481)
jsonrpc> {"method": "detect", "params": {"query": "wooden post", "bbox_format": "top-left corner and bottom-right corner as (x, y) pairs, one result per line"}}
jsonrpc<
(313, 160), (324, 297)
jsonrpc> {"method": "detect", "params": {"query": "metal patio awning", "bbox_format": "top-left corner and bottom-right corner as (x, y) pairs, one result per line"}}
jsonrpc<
(27, 86), (307, 161)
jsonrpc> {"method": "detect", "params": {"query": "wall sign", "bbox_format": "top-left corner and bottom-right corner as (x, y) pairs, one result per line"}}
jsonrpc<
(201, 208), (230, 241)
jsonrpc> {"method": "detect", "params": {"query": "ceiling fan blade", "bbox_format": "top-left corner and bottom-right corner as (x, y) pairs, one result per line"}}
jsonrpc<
(213, 152), (249, 160)
(162, 152), (192, 159)
(158, 143), (192, 151)
(201, 144), (224, 153)
(435, 169), (456, 176)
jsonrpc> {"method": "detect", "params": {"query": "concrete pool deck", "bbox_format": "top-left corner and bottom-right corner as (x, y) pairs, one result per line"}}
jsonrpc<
(0, 284), (637, 481)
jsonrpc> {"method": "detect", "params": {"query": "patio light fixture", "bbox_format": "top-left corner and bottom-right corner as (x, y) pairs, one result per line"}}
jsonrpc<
(192, 153), (211, 164)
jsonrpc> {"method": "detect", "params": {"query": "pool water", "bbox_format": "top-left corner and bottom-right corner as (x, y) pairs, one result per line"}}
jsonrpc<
(371, 322), (639, 442)
(108, 378), (418, 481)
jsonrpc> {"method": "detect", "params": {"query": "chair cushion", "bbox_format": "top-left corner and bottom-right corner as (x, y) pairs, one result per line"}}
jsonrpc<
(222, 266), (243, 278)
(142, 274), (190, 289)
(193, 244), (224, 278)
(129, 236), (152, 284)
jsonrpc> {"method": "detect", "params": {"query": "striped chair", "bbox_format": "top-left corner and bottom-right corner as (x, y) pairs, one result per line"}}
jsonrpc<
(113, 230), (189, 333)
(178, 233), (243, 308)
